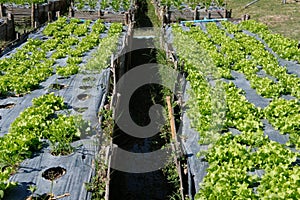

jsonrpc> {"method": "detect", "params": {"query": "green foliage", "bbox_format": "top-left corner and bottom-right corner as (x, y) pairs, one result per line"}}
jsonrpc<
(0, 16), (122, 199)
(162, 160), (181, 200)
(195, 132), (299, 199)
(111, 0), (120, 11)
(46, 115), (81, 156)
(172, 21), (300, 199)
(0, 93), (78, 197)
(0, 38), (52, 96)
(100, 0), (109, 10)
(108, 23), (123, 35)
(239, 20), (300, 63)
(84, 23), (123, 71)
(160, 0), (225, 10)
(56, 64), (79, 77)
(172, 24), (225, 145)
(0, 0), (46, 4)
(264, 98), (300, 149)
(74, 0), (131, 11)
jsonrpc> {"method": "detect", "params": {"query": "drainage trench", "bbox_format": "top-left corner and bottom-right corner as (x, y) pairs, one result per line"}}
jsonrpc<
(108, 1), (182, 199)
(109, 35), (173, 199)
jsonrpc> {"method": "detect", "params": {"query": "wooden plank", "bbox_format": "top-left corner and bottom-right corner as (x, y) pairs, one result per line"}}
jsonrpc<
(166, 96), (176, 140)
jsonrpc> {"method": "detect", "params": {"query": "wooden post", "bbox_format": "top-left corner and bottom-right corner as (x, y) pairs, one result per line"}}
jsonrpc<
(194, 7), (200, 20)
(56, 11), (60, 18)
(207, 10), (211, 19)
(104, 145), (112, 200)
(0, 3), (3, 18)
(4, 19), (7, 41)
(35, 4), (39, 27)
(68, 3), (72, 17)
(167, 7), (171, 23)
(48, 11), (52, 22)
(8, 13), (15, 40)
(110, 54), (117, 119)
(31, 3), (35, 28)
(227, 9), (232, 18)
(160, 6), (166, 22)
(125, 12), (129, 25)
(245, 14), (250, 20)
(166, 96), (176, 140)
(71, 1), (75, 17)
(242, 14), (250, 21)
(166, 95), (185, 200)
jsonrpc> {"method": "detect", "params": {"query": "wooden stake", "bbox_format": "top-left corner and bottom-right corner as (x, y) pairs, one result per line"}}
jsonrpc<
(0, 3), (3, 18)
(166, 96), (176, 140)
(55, 193), (70, 199)
(31, 3), (35, 28)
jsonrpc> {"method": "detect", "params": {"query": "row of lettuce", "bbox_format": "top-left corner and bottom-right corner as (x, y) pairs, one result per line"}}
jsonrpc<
(238, 20), (300, 63)
(159, 0), (225, 9)
(0, 16), (122, 97)
(75, 0), (131, 11)
(179, 21), (300, 148)
(0, 17), (123, 199)
(0, 94), (80, 198)
(172, 20), (299, 199)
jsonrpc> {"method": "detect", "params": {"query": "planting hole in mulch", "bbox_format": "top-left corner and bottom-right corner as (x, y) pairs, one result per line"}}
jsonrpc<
(73, 107), (88, 113)
(79, 85), (93, 90)
(0, 103), (15, 109)
(57, 75), (72, 79)
(77, 94), (90, 101)
(49, 83), (67, 90)
(42, 167), (66, 181)
(82, 77), (96, 82)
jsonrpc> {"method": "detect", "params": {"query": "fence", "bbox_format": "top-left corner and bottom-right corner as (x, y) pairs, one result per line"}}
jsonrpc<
(0, 13), (15, 41)
(2, 0), (70, 27)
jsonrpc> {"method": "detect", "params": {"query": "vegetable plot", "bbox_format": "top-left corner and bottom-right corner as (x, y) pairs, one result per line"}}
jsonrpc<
(159, 0), (225, 10)
(0, 17), (122, 97)
(238, 20), (300, 63)
(0, 17), (123, 199)
(0, 93), (82, 199)
(74, 0), (131, 12)
(171, 21), (300, 199)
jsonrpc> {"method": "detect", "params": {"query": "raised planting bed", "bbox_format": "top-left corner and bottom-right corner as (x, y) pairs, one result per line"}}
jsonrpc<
(0, 16), (128, 200)
(2, 0), (70, 26)
(71, 0), (134, 23)
(152, 0), (231, 24)
(164, 20), (300, 199)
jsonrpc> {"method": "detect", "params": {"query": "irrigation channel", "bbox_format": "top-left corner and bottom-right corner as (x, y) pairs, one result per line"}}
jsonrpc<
(109, 1), (185, 199)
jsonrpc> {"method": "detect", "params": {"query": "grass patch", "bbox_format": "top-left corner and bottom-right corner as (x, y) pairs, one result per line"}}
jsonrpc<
(226, 0), (300, 40)
(146, 0), (161, 28)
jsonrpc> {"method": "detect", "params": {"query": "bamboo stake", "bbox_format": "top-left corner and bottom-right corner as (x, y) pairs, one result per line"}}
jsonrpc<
(110, 54), (117, 119)
(0, 4), (3, 18)
(104, 144), (112, 200)
(166, 96), (185, 200)
(31, 3), (35, 28)
(166, 96), (176, 140)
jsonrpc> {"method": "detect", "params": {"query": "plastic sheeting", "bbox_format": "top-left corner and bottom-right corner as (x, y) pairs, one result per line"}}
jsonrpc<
(0, 21), (127, 200)
(180, 81), (209, 198)
(6, 138), (99, 200)
(3, 70), (110, 200)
